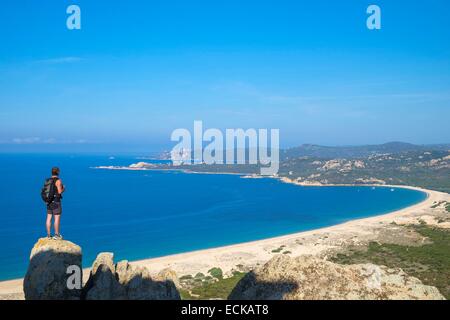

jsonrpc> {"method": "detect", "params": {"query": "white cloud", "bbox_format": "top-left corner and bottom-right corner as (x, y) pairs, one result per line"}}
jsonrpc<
(12, 137), (42, 144)
(10, 137), (58, 144)
(35, 57), (83, 64)
(42, 138), (57, 144)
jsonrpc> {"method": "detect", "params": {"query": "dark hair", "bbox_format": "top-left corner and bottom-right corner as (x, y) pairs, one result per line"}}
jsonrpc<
(52, 167), (60, 176)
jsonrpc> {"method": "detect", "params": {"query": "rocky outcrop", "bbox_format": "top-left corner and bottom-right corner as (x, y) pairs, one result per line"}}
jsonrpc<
(83, 253), (180, 300)
(24, 238), (82, 300)
(229, 255), (445, 300)
(82, 253), (126, 300)
(157, 268), (180, 289)
(24, 239), (180, 300)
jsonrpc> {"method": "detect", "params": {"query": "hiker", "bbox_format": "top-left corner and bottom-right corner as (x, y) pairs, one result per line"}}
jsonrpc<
(41, 167), (65, 240)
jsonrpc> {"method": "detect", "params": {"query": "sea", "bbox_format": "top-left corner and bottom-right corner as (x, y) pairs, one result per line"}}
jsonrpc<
(0, 153), (427, 281)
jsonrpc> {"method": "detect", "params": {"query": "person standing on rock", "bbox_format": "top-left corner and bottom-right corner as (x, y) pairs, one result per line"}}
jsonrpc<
(41, 167), (65, 240)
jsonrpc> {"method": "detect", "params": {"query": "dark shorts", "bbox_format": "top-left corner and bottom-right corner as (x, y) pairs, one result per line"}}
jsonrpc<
(47, 202), (62, 216)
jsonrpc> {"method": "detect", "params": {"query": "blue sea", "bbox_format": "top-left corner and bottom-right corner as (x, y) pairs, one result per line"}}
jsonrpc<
(0, 153), (427, 281)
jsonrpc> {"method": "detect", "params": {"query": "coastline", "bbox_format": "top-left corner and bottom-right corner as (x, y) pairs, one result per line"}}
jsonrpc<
(1, 180), (447, 298)
(92, 165), (442, 191)
(126, 184), (443, 274)
(92, 165), (246, 176)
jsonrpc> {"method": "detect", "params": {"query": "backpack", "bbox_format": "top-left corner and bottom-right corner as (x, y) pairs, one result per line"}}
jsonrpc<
(41, 178), (58, 204)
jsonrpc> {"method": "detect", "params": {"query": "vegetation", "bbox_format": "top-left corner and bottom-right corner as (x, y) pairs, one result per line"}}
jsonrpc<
(179, 271), (246, 300)
(431, 201), (447, 209)
(156, 143), (450, 193)
(277, 150), (450, 193)
(179, 274), (193, 281)
(330, 225), (450, 299)
(178, 224), (450, 299)
(271, 245), (286, 253)
(207, 267), (223, 279)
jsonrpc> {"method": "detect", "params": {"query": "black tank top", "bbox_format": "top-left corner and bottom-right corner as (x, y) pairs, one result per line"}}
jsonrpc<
(52, 177), (62, 202)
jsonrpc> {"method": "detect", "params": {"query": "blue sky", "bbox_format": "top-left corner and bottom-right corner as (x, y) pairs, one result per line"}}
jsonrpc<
(0, 0), (449, 152)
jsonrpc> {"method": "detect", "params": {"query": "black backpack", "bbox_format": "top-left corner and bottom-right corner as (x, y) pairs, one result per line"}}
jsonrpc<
(41, 178), (58, 204)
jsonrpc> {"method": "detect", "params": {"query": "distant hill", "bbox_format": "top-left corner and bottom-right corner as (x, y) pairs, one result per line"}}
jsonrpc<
(282, 142), (450, 159)
(154, 142), (450, 192)
(153, 141), (450, 192)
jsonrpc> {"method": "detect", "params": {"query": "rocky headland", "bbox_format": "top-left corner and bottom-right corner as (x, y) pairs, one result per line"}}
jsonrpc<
(23, 238), (180, 300)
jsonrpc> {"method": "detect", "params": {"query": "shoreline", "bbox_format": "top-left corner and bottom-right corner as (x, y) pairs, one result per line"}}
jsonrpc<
(1, 181), (447, 297)
(92, 165), (440, 191)
(125, 184), (440, 271)
(92, 165), (247, 176)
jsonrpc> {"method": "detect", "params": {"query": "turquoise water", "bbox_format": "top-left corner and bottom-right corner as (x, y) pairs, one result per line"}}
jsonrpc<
(0, 154), (427, 281)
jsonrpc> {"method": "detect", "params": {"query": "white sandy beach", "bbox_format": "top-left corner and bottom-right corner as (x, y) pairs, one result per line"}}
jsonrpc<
(1, 184), (448, 299)
(129, 185), (448, 277)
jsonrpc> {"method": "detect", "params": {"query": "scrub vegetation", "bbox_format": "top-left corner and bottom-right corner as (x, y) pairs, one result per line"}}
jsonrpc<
(330, 224), (450, 299)
(179, 269), (246, 300)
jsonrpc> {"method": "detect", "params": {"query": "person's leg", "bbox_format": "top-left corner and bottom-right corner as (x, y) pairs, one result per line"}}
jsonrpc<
(54, 215), (61, 236)
(46, 214), (52, 237)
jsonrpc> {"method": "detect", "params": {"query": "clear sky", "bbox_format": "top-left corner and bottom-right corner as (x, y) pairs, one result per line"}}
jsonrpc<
(0, 0), (449, 152)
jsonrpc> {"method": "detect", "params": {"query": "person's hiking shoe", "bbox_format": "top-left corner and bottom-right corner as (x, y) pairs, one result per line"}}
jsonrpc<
(47, 235), (52, 240)
(52, 234), (63, 240)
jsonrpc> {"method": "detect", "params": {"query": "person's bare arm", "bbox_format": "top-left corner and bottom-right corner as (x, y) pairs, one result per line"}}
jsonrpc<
(55, 179), (65, 194)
